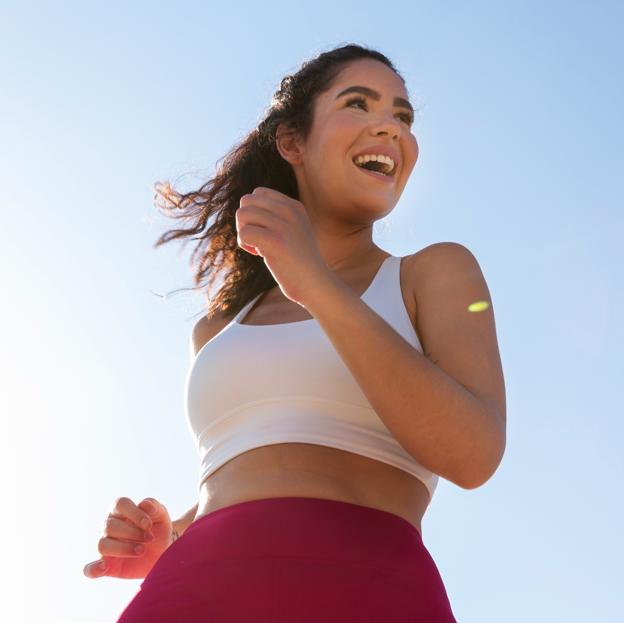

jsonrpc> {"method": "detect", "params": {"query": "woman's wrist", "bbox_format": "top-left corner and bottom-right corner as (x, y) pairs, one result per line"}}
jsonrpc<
(169, 502), (199, 546)
(169, 521), (182, 546)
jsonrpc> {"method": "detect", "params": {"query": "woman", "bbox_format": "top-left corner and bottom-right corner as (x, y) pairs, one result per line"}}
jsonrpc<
(84, 43), (506, 621)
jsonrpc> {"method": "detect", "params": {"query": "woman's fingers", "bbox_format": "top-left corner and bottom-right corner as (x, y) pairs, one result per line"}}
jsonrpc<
(83, 558), (108, 578)
(97, 535), (148, 558)
(86, 498), (154, 574)
(111, 496), (153, 531)
(83, 496), (172, 580)
(137, 497), (169, 527)
(103, 515), (153, 543)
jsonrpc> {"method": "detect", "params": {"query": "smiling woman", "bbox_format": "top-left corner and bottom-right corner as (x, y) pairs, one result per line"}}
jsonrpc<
(149, 44), (420, 321)
(104, 43), (470, 622)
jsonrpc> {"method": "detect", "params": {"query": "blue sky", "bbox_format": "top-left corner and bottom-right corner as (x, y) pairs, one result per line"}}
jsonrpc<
(2, 1), (622, 621)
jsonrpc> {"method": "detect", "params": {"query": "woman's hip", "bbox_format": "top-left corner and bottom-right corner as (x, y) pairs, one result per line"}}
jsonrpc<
(116, 496), (458, 622)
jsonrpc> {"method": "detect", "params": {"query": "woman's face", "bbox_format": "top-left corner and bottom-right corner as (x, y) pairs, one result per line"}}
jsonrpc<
(293, 58), (419, 220)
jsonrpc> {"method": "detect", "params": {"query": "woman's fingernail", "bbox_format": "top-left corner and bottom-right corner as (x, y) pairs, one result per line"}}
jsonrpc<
(134, 544), (145, 554)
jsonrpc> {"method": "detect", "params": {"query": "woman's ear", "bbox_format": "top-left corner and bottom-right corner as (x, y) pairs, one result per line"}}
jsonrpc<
(275, 122), (304, 166)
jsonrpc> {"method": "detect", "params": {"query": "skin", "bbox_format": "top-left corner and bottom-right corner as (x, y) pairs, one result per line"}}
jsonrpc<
(274, 57), (419, 273)
(194, 58), (432, 536)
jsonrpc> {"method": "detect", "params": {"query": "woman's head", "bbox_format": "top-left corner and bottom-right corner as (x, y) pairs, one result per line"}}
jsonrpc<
(153, 44), (416, 320)
(274, 56), (418, 232)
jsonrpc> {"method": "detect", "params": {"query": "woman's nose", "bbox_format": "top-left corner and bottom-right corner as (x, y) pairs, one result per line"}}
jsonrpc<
(369, 114), (402, 139)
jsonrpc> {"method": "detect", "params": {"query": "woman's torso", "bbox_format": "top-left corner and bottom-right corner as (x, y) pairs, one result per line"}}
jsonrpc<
(193, 250), (431, 537)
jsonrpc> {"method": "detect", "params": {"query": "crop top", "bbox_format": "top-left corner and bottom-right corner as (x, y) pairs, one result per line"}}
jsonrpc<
(184, 254), (439, 502)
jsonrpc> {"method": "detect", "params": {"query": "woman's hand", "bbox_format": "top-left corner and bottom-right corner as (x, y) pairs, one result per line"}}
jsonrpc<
(235, 187), (334, 307)
(83, 497), (173, 580)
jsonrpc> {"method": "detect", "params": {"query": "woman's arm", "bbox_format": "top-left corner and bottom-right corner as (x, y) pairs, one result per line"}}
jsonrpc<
(170, 501), (199, 544)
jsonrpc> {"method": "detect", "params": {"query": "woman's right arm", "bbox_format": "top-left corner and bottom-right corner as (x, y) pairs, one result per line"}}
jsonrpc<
(170, 501), (199, 543)
(84, 315), (225, 580)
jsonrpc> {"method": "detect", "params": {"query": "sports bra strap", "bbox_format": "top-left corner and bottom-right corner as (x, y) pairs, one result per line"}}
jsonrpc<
(233, 292), (264, 324)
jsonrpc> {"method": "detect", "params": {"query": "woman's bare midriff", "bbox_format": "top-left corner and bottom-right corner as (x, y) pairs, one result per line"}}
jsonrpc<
(192, 250), (432, 537)
(195, 443), (430, 536)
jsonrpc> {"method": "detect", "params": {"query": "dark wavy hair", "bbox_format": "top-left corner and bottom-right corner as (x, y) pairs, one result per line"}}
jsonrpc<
(152, 43), (405, 321)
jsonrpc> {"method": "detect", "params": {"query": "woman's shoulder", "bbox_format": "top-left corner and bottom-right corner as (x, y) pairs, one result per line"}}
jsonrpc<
(404, 241), (474, 277)
(190, 309), (233, 356)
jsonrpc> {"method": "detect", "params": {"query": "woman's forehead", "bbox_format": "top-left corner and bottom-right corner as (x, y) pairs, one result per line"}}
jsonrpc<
(328, 60), (408, 99)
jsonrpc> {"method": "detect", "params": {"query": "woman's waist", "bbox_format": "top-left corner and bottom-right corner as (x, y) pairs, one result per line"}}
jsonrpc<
(196, 444), (430, 536)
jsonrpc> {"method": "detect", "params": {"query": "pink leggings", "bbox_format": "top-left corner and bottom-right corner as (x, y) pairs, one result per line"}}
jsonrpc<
(116, 496), (458, 622)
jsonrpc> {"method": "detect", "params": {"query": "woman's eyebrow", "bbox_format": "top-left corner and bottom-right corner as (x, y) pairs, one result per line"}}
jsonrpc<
(335, 85), (414, 113)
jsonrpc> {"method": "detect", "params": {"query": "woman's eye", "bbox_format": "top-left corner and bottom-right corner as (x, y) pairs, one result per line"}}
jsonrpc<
(346, 97), (413, 126)
(346, 97), (367, 110)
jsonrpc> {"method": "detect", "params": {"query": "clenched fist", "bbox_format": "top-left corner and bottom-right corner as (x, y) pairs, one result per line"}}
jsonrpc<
(83, 497), (173, 580)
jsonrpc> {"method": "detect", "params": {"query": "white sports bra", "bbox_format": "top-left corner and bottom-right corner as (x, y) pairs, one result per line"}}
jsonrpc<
(184, 254), (439, 502)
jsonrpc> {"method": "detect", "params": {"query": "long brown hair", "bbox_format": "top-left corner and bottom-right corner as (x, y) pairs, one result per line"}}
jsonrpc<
(152, 43), (405, 321)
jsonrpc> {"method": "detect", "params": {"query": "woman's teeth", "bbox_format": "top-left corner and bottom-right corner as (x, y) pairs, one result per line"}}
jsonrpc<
(353, 153), (395, 176)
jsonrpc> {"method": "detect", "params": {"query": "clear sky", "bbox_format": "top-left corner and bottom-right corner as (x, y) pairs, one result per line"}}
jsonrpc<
(2, 1), (622, 621)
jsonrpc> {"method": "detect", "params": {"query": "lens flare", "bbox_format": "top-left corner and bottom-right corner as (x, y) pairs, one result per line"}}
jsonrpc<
(468, 300), (490, 313)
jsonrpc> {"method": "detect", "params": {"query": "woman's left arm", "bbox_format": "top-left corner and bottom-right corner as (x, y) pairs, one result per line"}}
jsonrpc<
(304, 242), (506, 490)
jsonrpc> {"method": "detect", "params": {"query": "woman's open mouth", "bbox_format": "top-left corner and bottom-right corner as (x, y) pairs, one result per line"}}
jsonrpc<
(352, 159), (396, 183)
(353, 154), (397, 182)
